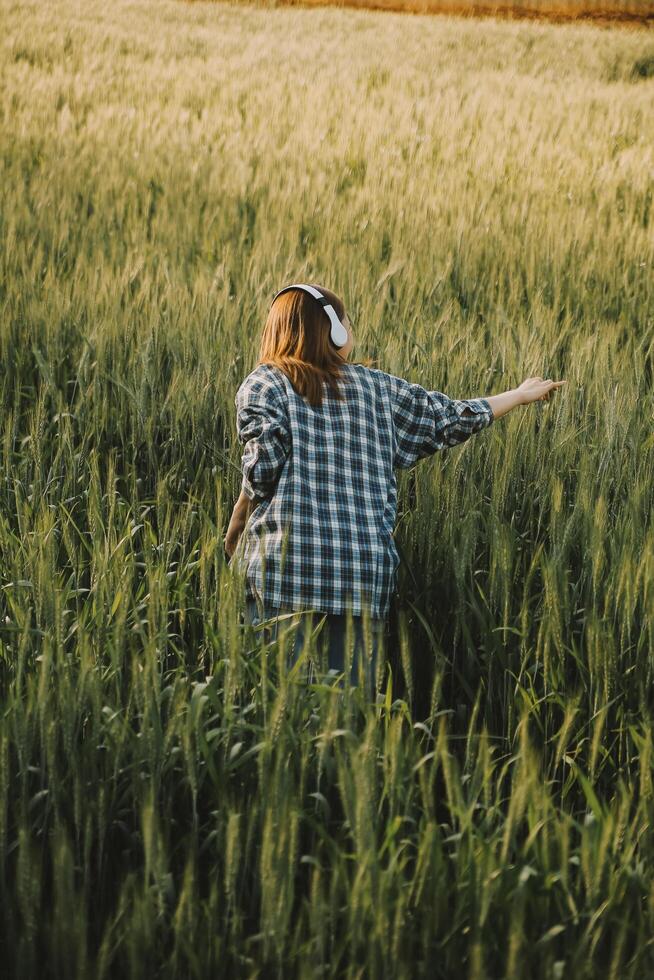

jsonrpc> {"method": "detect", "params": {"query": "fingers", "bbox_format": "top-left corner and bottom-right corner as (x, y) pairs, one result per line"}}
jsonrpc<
(521, 377), (566, 404)
(540, 380), (566, 401)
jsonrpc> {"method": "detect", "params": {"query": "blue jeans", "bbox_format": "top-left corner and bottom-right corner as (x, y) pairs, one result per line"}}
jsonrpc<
(244, 597), (386, 695)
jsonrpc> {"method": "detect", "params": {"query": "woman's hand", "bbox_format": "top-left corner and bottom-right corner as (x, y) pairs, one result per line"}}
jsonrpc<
(516, 377), (566, 405)
(484, 377), (566, 420)
(224, 489), (258, 560)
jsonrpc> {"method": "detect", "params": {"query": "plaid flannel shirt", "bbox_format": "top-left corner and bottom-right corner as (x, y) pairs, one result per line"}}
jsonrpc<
(232, 362), (494, 620)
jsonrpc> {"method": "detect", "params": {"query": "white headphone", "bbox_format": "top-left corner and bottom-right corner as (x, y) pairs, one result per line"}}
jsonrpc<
(270, 283), (349, 348)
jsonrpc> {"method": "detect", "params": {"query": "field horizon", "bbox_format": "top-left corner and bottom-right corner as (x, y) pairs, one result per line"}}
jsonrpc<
(184, 0), (654, 28)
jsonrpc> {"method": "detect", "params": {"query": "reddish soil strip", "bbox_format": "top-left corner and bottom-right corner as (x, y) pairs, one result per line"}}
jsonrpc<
(183, 0), (654, 28)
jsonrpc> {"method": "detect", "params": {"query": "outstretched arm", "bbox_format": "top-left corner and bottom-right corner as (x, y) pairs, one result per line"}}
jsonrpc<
(485, 377), (567, 420)
(388, 371), (567, 470)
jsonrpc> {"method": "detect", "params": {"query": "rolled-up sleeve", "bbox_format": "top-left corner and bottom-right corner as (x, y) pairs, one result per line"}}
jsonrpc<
(388, 374), (494, 469)
(235, 374), (291, 501)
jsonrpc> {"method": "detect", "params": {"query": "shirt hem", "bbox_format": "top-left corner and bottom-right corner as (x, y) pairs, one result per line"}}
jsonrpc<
(245, 586), (391, 622)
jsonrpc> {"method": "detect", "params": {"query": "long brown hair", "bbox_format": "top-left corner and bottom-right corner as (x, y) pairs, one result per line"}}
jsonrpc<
(257, 284), (374, 408)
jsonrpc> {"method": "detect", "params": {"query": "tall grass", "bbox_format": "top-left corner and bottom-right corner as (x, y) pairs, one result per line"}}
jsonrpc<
(1, 0), (654, 975)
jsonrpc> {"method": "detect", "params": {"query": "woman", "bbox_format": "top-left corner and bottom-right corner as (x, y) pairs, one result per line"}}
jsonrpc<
(224, 283), (565, 695)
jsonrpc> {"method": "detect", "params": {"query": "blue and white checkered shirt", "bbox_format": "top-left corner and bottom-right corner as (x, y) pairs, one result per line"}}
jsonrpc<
(232, 362), (494, 620)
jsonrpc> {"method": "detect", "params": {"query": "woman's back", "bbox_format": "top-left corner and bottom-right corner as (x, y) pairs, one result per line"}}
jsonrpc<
(234, 360), (494, 619)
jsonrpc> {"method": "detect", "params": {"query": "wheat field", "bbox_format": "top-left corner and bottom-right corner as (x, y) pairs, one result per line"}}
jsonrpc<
(1, 0), (654, 976)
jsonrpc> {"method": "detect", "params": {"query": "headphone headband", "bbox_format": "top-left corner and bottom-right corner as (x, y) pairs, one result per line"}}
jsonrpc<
(271, 282), (349, 348)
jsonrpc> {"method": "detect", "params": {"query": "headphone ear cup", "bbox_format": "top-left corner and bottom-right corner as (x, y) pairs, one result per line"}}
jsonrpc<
(331, 322), (348, 347)
(325, 306), (348, 347)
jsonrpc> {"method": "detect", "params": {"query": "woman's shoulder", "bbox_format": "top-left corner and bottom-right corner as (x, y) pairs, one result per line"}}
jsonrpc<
(344, 363), (421, 411)
(238, 361), (398, 402)
(236, 363), (287, 402)
(342, 361), (395, 389)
